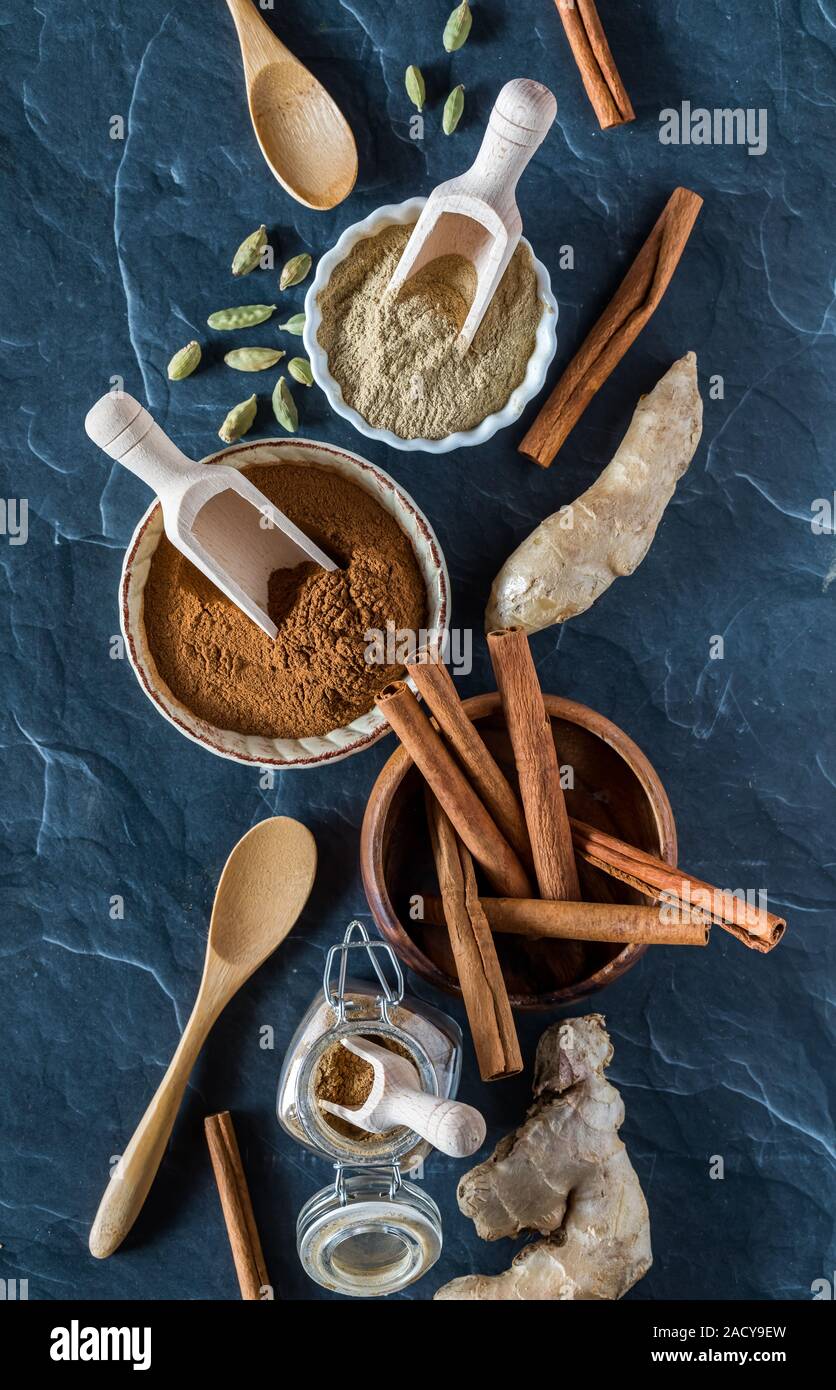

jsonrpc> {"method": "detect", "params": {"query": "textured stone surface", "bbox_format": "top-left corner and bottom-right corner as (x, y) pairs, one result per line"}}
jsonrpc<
(2, 0), (834, 1301)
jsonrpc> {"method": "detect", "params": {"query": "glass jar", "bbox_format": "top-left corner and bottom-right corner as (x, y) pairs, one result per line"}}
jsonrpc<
(277, 921), (462, 1296)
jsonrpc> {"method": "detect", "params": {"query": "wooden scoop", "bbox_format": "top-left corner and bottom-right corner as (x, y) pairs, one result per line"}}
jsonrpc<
(85, 392), (336, 639)
(226, 0), (357, 211)
(388, 79), (557, 352)
(89, 817), (317, 1259)
(320, 1036), (486, 1159)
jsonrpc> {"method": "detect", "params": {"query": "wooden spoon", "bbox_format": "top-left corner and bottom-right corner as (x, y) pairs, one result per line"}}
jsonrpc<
(226, 0), (357, 211)
(85, 392), (337, 640)
(388, 79), (556, 351)
(89, 817), (317, 1259)
(320, 1036), (486, 1159)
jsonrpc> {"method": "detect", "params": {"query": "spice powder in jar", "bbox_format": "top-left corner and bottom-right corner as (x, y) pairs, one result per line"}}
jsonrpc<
(141, 462), (428, 740)
(314, 1034), (414, 1142)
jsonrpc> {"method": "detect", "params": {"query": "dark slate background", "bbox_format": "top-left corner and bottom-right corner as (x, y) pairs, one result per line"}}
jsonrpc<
(2, 0), (834, 1302)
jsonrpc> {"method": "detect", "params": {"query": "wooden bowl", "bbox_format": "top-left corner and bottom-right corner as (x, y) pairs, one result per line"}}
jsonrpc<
(360, 693), (677, 1010)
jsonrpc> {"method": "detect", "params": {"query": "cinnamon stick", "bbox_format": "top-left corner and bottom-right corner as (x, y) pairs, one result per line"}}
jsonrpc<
(570, 819), (786, 952)
(486, 628), (586, 988)
(555, 0), (634, 130)
(519, 187), (704, 467)
(376, 681), (533, 898)
(406, 648), (533, 869)
(426, 792), (522, 1081)
(420, 894), (710, 946)
(487, 628), (580, 900)
(204, 1111), (270, 1301)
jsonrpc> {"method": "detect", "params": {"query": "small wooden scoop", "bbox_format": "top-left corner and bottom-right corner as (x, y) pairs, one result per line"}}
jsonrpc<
(85, 392), (336, 639)
(226, 0), (357, 211)
(89, 817), (317, 1259)
(388, 79), (557, 351)
(320, 1036), (486, 1159)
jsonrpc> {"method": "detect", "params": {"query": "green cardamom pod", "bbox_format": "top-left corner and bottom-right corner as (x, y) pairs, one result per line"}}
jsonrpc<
(278, 313), (306, 336)
(167, 340), (201, 381)
(224, 347), (285, 372)
(272, 376), (298, 434)
(279, 254), (312, 291)
(288, 356), (313, 387)
(231, 224), (268, 277)
(443, 0), (471, 52)
(207, 304), (276, 330)
(405, 65), (426, 112)
(443, 84), (465, 135)
(218, 394), (257, 444)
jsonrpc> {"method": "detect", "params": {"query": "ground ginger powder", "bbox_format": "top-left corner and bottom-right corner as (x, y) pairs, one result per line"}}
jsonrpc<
(142, 462), (427, 740)
(317, 223), (543, 439)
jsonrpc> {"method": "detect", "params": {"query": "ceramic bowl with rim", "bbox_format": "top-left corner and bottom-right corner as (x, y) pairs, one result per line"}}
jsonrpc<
(360, 693), (678, 1010)
(303, 197), (558, 454)
(119, 438), (449, 769)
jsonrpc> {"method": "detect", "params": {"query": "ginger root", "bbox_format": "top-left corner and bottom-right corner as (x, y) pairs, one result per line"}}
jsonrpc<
(486, 353), (703, 635)
(434, 1014), (651, 1300)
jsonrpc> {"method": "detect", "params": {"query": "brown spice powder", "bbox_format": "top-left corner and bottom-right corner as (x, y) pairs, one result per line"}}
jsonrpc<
(317, 222), (543, 439)
(315, 1035), (413, 1142)
(142, 462), (427, 739)
(316, 1044), (374, 1111)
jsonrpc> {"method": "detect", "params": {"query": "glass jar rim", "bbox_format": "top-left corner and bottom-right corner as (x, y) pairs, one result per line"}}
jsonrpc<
(296, 1018), (437, 1163)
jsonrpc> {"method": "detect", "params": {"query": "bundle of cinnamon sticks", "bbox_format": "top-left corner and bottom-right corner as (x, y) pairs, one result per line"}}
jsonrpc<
(554, 0), (634, 132)
(376, 630), (785, 1084)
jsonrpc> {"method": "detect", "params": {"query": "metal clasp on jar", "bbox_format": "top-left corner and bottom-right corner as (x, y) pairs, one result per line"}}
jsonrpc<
(334, 1161), (402, 1205)
(323, 920), (404, 1024)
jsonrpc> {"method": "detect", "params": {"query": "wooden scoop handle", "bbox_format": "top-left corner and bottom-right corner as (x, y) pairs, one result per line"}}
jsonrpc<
(380, 1088), (486, 1159)
(89, 1004), (211, 1259)
(85, 392), (200, 494)
(469, 79), (557, 204)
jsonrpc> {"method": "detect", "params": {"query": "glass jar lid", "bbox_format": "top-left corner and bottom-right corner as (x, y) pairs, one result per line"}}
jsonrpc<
(297, 1169), (442, 1297)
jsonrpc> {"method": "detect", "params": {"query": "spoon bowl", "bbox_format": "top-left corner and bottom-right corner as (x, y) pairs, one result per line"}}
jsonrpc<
(227, 0), (357, 211)
(205, 817), (318, 973)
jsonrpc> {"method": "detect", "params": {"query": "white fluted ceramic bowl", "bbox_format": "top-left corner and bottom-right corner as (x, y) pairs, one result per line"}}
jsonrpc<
(304, 197), (558, 454)
(120, 438), (449, 768)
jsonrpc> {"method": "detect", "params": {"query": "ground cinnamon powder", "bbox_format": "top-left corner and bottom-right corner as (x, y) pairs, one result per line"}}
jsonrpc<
(142, 462), (427, 739)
